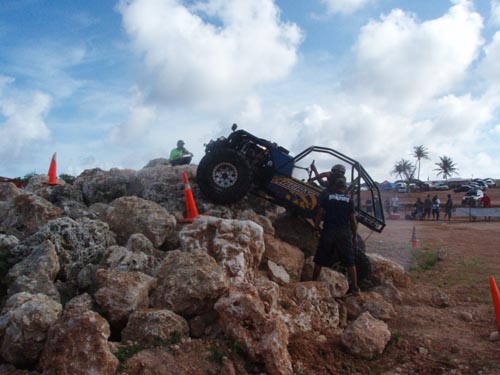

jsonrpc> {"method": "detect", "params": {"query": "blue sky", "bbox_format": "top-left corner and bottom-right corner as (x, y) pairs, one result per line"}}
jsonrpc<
(1, 0), (500, 181)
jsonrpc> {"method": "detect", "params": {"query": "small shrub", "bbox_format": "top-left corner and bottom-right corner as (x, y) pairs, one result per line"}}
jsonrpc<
(116, 344), (143, 370)
(411, 248), (439, 271)
(208, 346), (225, 364)
(279, 300), (291, 310)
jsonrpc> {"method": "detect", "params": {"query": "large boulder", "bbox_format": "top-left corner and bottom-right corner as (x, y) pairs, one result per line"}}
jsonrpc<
(122, 308), (189, 347)
(74, 167), (141, 205)
(301, 257), (349, 298)
(263, 234), (304, 281)
(367, 253), (411, 288)
(104, 196), (176, 247)
(94, 269), (157, 330)
(0, 194), (63, 238)
(151, 250), (229, 317)
(280, 281), (340, 334)
(6, 240), (59, 283)
(215, 283), (293, 375)
(345, 291), (396, 321)
(7, 275), (60, 302)
(46, 183), (91, 219)
(0, 292), (62, 367)
(39, 303), (118, 375)
(0, 182), (21, 201)
(101, 245), (160, 277)
(136, 164), (197, 212)
(341, 311), (391, 359)
(11, 217), (116, 281)
(236, 209), (275, 235)
(179, 216), (265, 284)
(272, 214), (318, 258)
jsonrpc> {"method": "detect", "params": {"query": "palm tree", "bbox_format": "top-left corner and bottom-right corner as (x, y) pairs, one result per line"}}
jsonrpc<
(434, 156), (458, 181)
(413, 145), (429, 181)
(391, 159), (415, 188)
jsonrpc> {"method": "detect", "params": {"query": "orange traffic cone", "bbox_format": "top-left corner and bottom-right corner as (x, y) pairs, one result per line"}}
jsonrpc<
(47, 152), (59, 185)
(411, 226), (419, 248)
(179, 171), (199, 223)
(490, 276), (500, 334)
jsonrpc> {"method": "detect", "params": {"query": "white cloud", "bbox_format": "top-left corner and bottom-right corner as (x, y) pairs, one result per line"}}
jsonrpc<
(346, 0), (484, 114)
(320, 0), (373, 15)
(0, 77), (52, 159)
(479, 31), (500, 86)
(118, 0), (303, 109)
(491, 0), (500, 26)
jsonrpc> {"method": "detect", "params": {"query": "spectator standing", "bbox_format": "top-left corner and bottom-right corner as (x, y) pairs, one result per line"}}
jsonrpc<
(384, 198), (391, 216)
(366, 198), (373, 214)
(431, 195), (441, 220)
(444, 194), (453, 221)
(481, 192), (492, 221)
(313, 176), (359, 295)
(424, 194), (432, 220)
(414, 197), (424, 220)
(169, 140), (193, 166)
(391, 195), (399, 213)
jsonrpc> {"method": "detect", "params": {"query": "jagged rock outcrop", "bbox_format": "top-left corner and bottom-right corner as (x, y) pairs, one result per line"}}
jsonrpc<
(122, 308), (189, 347)
(236, 209), (275, 235)
(0, 292), (62, 367)
(6, 240), (60, 301)
(0, 182), (21, 201)
(215, 283), (293, 375)
(6, 240), (59, 283)
(46, 183), (91, 219)
(341, 311), (391, 359)
(151, 249), (229, 317)
(345, 291), (396, 321)
(0, 194), (64, 238)
(74, 167), (141, 205)
(38, 299), (118, 375)
(136, 164), (197, 212)
(94, 269), (157, 330)
(263, 234), (304, 281)
(280, 281), (340, 334)
(179, 216), (265, 284)
(368, 253), (411, 288)
(104, 196), (176, 247)
(301, 257), (349, 298)
(11, 217), (116, 282)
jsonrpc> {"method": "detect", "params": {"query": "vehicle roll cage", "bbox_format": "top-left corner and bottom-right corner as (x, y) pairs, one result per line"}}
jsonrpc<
(282, 146), (386, 233)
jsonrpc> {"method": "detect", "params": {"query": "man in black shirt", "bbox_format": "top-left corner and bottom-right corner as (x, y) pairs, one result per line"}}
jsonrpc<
(312, 176), (359, 295)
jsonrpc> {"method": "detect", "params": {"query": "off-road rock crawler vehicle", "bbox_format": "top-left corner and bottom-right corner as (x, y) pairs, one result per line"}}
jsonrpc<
(197, 124), (385, 283)
(197, 124), (385, 231)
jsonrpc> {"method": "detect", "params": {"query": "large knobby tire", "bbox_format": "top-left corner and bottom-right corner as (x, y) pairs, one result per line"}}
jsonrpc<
(197, 148), (253, 204)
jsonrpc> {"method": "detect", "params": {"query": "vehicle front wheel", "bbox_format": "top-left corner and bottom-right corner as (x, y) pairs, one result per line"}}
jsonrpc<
(197, 149), (253, 204)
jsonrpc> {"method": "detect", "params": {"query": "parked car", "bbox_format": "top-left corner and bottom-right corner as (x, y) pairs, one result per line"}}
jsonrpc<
(453, 184), (473, 192)
(434, 183), (449, 191)
(394, 182), (407, 193)
(483, 178), (496, 188)
(462, 189), (484, 206)
(472, 179), (488, 190)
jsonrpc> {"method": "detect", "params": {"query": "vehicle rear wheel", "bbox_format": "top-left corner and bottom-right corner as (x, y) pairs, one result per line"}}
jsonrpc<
(197, 148), (253, 204)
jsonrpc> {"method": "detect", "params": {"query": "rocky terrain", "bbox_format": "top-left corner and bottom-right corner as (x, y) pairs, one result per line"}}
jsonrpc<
(0, 161), (486, 375)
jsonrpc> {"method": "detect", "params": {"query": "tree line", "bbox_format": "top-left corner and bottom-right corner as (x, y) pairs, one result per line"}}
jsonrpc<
(392, 145), (458, 184)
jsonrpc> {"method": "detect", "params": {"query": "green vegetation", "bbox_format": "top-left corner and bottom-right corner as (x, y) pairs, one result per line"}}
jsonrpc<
(279, 300), (292, 310)
(116, 344), (144, 370)
(208, 345), (225, 364)
(411, 247), (439, 271)
(154, 331), (182, 347)
(59, 173), (76, 184)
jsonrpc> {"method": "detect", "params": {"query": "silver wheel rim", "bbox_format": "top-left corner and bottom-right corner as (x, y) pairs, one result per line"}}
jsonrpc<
(212, 162), (238, 188)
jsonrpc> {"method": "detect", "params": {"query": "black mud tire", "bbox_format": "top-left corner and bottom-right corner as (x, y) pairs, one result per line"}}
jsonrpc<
(355, 234), (372, 282)
(197, 148), (253, 204)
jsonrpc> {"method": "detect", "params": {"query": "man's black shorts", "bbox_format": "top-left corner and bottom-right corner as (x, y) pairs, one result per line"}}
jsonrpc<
(314, 227), (354, 268)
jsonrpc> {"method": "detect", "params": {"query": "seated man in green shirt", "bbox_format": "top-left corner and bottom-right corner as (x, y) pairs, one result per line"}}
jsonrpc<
(169, 140), (193, 166)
